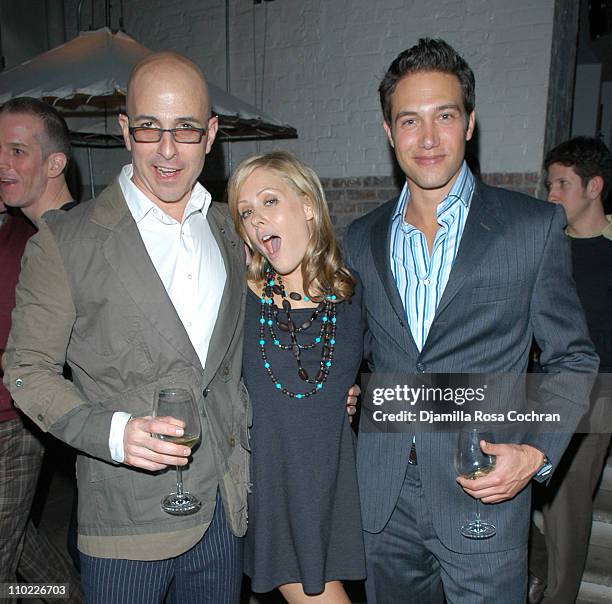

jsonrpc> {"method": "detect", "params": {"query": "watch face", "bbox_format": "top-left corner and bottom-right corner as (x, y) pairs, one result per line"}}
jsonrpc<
(537, 458), (552, 477)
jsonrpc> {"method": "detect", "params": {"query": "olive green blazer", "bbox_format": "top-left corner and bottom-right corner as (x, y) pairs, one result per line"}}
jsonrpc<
(4, 180), (250, 560)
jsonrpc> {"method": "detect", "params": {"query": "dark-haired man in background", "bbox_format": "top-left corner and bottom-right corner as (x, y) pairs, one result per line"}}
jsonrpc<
(0, 97), (81, 601)
(528, 136), (612, 604)
(346, 39), (597, 603)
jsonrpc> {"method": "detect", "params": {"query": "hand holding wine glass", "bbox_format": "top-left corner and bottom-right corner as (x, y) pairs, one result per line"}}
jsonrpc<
(456, 440), (547, 504)
(454, 428), (496, 539)
(154, 386), (202, 516)
(122, 414), (191, 472)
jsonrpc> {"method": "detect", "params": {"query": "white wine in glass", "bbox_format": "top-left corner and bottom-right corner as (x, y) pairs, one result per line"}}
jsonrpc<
(454, 428), (496, 539)
(154, 387), (201, 516)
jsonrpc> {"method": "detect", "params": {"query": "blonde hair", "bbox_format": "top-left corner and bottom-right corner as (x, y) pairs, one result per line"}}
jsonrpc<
(227, 151), (355, 302)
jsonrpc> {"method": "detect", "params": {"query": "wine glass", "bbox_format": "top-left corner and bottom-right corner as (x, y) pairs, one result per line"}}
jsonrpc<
(454, 428), (496, 539)
(154, 386), (201, 516)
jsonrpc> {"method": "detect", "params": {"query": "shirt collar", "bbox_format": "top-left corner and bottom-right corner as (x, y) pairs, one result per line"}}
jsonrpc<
(118, 164), (212, 225)
(566, 214), (612, 241)
(392, 161), (475, 224)
(604, 215), (612, 241)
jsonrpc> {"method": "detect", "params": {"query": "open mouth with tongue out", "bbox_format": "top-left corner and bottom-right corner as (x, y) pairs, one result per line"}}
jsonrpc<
(260, 233), (281, 258)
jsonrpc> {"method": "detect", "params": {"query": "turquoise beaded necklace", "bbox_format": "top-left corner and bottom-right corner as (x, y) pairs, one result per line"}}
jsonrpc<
(258, 269), (337, 399)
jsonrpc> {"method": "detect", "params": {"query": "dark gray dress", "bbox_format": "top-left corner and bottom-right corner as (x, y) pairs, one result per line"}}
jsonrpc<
(243, 285), (366, 595)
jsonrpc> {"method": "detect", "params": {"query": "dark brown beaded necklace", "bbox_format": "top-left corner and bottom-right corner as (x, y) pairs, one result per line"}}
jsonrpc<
(258, 268), (337, 399)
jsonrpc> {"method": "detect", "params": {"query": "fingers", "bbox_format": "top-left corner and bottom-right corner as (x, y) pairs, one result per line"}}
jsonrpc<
(457, 443), (544, 504)
(479, 440), (502, 455)
(458, 482), (518, 503)
(345, 394), (358, 424)
(456, 473), (501, 493)
(123, 444), (186, 472)
(346, 383), (360, 424)
(123, 416), (191, 471)
(143, 415), (186, 434)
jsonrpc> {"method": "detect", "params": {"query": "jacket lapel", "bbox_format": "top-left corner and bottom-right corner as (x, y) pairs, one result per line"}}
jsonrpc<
(93, 181), (201, 367)
(201, 204), (245, 386)
(370, 202), (419, 356)
(429, 182), (502, 322)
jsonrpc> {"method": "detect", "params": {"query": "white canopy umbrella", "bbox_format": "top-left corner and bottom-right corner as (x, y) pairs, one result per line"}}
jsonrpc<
(0, 27), (297, 144)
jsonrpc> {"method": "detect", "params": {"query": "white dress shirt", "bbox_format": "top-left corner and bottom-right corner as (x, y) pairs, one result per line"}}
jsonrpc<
(109, 164), (226, 462)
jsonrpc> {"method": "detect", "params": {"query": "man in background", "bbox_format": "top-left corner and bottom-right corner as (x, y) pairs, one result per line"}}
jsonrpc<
(529, 136), (612, 604)
(0, 97), (81, 602)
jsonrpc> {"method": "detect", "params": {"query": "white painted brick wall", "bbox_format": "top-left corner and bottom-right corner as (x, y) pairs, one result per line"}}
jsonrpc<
(64, 0), (554, 188)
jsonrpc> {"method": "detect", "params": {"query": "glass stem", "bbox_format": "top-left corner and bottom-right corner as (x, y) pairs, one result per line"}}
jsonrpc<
(475, 499), (482, 524)
(175, 465), (184, 497)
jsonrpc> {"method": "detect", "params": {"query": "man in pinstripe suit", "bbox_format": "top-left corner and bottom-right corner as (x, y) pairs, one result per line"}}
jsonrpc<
(346, 38), (598, 603)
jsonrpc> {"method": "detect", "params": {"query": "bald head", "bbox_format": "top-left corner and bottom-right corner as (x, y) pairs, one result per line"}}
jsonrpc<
(127, 52), (211, 118)
(118, 51), (219, 221)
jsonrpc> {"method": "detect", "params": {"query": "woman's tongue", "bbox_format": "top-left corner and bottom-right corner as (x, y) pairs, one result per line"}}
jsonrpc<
(264, 235), (281, 257)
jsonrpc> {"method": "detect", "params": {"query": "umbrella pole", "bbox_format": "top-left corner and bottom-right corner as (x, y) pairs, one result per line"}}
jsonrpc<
(87, 147), (95, 199)
(225, 0), (233, 174)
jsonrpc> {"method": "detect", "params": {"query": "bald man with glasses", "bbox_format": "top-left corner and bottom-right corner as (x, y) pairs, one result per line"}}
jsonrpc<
(4, 52), (249, 604)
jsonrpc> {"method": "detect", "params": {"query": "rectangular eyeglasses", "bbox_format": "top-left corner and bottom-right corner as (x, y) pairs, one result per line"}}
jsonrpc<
(128, 126), (207, 144)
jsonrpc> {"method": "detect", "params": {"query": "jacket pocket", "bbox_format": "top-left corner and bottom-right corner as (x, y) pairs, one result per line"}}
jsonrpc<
(77, 457), (142, 528)
(471, 280), (524, 304)
(72, 299), (141, 357)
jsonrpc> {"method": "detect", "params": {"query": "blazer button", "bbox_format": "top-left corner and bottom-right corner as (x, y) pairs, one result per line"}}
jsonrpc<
(37, 413), (44, 421)
(229, 437), (236, 447)
(222, 366), (230, 377)
(416, 362), (425, 373)
(202, 388), (210, 397)
(15, 378), (24, 388)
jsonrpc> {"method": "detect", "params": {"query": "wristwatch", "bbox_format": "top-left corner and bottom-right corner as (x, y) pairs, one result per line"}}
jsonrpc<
(535, 454), (552, 479)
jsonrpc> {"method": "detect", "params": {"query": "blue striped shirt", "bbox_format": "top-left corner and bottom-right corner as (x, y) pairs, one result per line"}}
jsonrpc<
(390, 162), (475, 351)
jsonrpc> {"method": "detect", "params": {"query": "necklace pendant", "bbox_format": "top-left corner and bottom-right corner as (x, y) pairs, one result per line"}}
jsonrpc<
(277, 321), (290, 332)
(301, 319), (313, 330)
(282, 299), (292, 312)
(272, 284), (283, 295)
(289, 292), (302, 301)
(298, 367), (309, 381)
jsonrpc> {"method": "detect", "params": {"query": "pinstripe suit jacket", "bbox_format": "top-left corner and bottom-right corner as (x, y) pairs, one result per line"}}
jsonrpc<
(346, 181), (598, 554)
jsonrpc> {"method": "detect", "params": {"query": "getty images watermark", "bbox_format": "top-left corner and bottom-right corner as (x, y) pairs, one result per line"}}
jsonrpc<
(359, 373), (611, 434)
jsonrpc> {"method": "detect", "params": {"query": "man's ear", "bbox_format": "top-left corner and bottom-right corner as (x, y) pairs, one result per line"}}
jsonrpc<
(587, 175), (604, 200)
(205, 115), (219, 154)
(47, 152), (67, 178)
(118, 113), (132, 152)
(383, 120), (395, 149)
(465, 111), (475, 142)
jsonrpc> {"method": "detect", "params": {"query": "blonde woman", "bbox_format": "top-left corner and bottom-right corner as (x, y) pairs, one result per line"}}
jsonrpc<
(228, 151), (365, 603)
